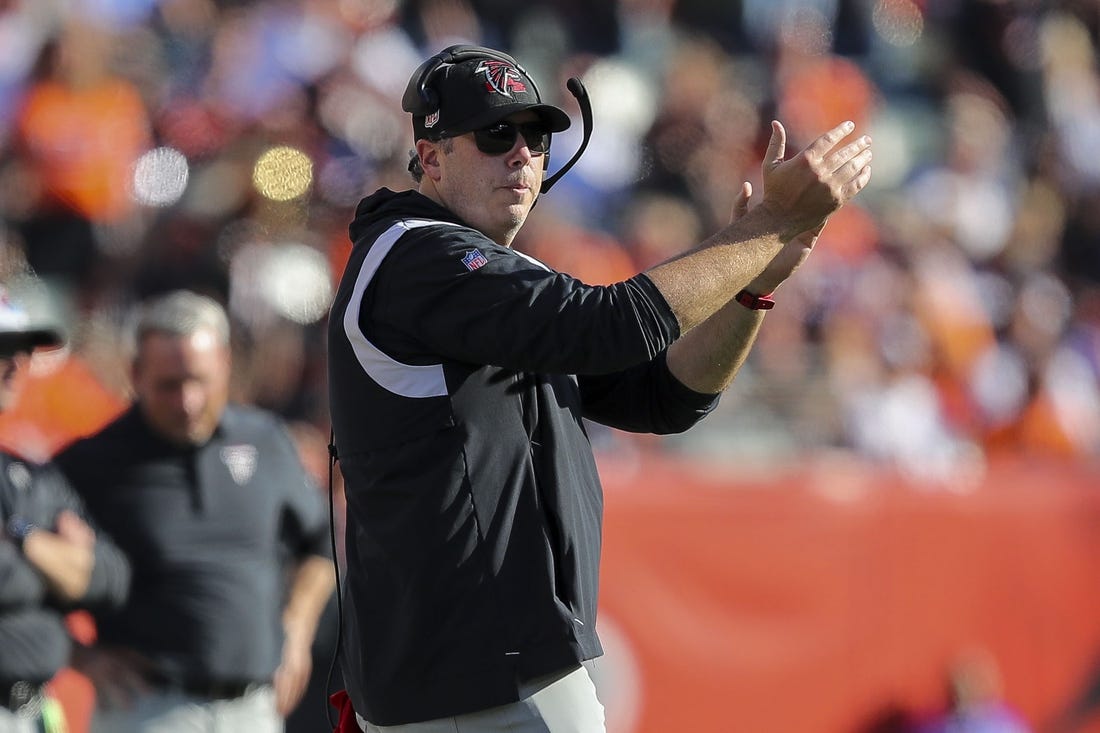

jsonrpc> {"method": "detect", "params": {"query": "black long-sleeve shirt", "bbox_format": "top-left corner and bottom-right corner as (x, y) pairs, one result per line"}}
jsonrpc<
(328, 189), (719, 725)
(0, 451), (130, 682)
(54, 404), (332, 686)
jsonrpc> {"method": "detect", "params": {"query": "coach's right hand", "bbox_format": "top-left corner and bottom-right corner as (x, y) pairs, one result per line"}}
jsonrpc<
(757, 119), (872, 242)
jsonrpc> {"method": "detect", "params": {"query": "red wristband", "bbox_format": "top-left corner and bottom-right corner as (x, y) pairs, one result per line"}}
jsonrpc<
(734, 289), (775, 310)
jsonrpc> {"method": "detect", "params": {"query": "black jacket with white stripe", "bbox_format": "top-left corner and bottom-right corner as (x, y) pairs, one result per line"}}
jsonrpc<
(328, 188), (718, 725)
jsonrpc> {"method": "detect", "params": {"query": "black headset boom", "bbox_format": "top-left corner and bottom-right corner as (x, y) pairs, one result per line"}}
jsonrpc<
(541, 77), (591, 193)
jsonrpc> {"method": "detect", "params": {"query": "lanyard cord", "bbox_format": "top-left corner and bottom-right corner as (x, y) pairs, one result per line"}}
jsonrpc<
(324, 429), (344, 729)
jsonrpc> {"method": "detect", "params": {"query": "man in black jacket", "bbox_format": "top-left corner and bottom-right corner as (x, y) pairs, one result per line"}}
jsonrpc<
(327, 45), (872, 732)
(0, 283), (130, 733)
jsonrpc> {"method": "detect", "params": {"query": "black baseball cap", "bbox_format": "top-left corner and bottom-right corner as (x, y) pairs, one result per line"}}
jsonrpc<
(0, 285), (63, 355)
(403, 47), (571, 143)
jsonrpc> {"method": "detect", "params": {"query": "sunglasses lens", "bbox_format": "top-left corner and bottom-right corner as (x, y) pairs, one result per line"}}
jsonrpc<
(523, 125), (550, 154)
(473, 122), (549, 155)
(474, 124), (518, 155)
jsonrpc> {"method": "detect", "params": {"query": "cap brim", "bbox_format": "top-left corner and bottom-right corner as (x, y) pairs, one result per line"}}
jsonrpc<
(446, 102), (571, 136)
(0, 328), (63, 353)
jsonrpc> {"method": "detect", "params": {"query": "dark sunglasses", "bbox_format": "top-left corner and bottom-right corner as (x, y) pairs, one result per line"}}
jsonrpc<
(470, 120), (551, 156)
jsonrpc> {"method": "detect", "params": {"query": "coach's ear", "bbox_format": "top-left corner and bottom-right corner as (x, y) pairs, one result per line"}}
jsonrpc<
(416, 140), (443, 183)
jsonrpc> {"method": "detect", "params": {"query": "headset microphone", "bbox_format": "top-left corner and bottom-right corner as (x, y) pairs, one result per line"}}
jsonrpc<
(541, 77), (593, 193)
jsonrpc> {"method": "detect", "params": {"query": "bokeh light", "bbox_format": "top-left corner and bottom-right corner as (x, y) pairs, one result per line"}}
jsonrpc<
(873, 0), (924, 48)
(252, 145), (313, 202)
(261, 242), (333, 324)
(131, 146), (189, 207)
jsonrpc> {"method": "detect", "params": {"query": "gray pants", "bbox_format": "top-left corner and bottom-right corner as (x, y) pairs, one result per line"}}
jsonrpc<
(0, 709), (41, 733)
(358, 663), (605, 733)
(91, 684), (282, 733)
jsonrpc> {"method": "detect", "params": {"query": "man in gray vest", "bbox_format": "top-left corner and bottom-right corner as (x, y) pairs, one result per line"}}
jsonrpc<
(56, 290), (336, 733)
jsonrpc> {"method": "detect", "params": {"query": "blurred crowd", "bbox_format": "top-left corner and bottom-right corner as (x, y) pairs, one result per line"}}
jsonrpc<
(1, 0), (1099, 480)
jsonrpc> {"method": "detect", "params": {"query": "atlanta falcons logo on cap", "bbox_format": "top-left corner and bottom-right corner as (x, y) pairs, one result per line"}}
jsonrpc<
(475, 60), (527, 98)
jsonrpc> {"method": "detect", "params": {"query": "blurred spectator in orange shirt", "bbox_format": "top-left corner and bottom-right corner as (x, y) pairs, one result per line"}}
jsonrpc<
(8, 19), (151, 296)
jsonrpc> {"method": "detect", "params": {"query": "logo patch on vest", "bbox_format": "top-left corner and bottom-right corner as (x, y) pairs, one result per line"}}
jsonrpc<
(220, 445), (258, 485)
(461, 249), (489, 271)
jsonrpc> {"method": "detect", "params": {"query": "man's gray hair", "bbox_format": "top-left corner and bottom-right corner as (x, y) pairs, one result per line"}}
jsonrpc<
(127, 290), (230, 355)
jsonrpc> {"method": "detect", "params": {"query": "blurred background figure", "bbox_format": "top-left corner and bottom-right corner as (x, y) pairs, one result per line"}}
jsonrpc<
(53, 290), (334, 733)
(913, 647), (1032, 733)
(0, 281), (129, 733)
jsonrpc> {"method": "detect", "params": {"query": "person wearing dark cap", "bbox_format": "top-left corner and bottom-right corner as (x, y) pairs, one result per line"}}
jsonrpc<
(327, 44), (872, 731)
(0, 284), (131, 733)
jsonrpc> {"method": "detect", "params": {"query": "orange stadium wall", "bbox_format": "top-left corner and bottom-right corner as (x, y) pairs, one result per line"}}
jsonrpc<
(593, 455), (1100, 733)
(47, 455), (1100, 733)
